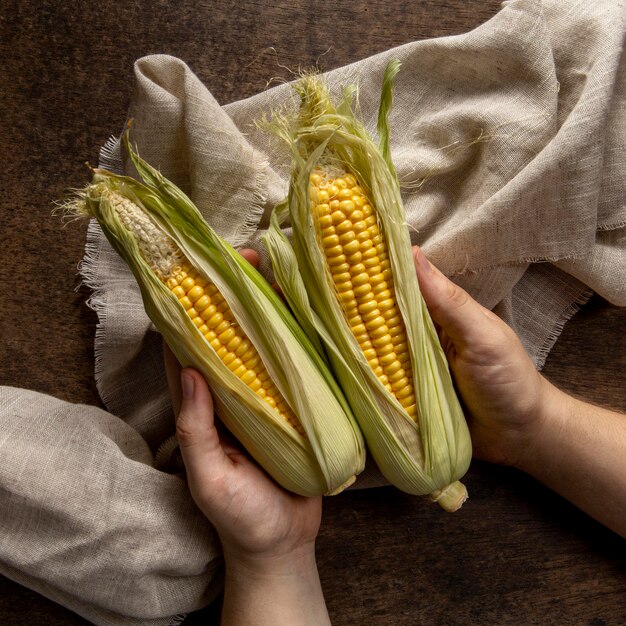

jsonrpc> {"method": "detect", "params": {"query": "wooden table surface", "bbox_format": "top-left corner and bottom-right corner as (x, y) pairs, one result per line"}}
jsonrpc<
(1, 1), (624, 624)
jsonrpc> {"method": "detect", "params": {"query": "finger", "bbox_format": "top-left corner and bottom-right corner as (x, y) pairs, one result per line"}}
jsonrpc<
(239, 248), (260, 269)
(176, 368), (232, 484)
(167, 341), (247, 468)
(239, 248), (281, 299)
(271, 281), (285, 299)
(412, 246), (501, 348)
(163, 340), (183, 416)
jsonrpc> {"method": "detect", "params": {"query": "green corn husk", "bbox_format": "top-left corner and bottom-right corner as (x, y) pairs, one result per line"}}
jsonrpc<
(263, 61), (472, 511)
(68, 136), (365, 497)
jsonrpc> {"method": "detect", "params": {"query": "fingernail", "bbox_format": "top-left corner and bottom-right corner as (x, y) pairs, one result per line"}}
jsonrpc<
(413, 246), (432, 274)
(181, 371), (195, 400)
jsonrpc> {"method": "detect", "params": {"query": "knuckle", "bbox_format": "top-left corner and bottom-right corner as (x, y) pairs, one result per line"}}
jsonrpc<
(447, 282), (470, 310)
(176, 414), (220, 454)
(430, 279), (471, 322)
(175, 415), (200, 447)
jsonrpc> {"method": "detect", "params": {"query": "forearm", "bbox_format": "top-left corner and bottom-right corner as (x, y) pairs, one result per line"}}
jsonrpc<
(221, 545), (330, 626)
(516, 379), (626, 538)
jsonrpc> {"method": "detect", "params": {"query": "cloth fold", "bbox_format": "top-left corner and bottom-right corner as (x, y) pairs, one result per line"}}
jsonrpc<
(1, 1), (624, 623)
(0, 387), (221, 626)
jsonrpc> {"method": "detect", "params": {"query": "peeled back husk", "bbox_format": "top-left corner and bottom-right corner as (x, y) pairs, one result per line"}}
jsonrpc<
(69, 138), (365, 497)
(263, 61), (472, 511)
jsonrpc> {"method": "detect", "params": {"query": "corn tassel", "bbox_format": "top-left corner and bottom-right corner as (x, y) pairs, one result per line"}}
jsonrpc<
(66, 136), (365, 497)
(263, 61), (472, 511)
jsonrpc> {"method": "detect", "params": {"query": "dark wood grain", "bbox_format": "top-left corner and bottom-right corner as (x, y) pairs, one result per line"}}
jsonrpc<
(1, 1), (624, 625)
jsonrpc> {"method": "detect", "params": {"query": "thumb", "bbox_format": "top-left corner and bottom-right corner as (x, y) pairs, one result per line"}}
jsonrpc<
(412, 246), (499, 347)
(176, 368), (231, 484)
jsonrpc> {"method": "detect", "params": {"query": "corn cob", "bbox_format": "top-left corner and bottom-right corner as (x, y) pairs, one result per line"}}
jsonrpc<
(264, 61), (472, 511)
(112, 189), (303, 434)
(65, 137), (365, 496)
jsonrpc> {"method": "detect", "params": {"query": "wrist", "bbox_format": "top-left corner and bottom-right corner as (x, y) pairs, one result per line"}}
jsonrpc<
(221, 542), (330, 626)
(512, 377), (569, 475)
(223, 541), (318, 579)
(221, 541), (331, 626)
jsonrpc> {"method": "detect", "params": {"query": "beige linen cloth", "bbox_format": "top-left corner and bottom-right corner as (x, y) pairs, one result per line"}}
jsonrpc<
(1, 1), (624, 624)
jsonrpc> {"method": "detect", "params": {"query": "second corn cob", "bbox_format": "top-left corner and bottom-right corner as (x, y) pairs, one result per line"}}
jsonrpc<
(264, 61), (472, 511)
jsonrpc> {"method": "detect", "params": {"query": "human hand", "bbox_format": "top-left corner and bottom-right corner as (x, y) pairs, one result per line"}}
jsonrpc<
(164, 249), (321, 567)
(165, 349), (322, 566)
(412, 247), (626, 536)
(412, 246), (550, 468)
(164, 249), (330, 625)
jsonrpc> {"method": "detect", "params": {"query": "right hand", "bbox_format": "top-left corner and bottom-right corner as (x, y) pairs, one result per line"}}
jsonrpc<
(412, 246), (551, 468)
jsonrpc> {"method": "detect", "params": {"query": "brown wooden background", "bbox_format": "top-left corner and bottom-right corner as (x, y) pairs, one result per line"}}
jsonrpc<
(1, 1), (624, 624)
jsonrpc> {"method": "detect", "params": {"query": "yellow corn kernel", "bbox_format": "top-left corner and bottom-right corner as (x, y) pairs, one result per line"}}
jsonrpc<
(249, 377), (263, 392)
(179, 296), (193, 310)
(232, 364), (247, 378)
(241, 370), (256, 385)
(188, 285), (204, 302)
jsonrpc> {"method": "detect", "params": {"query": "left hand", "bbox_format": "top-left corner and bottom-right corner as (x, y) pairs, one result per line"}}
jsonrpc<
(163, 248), (322, 567)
